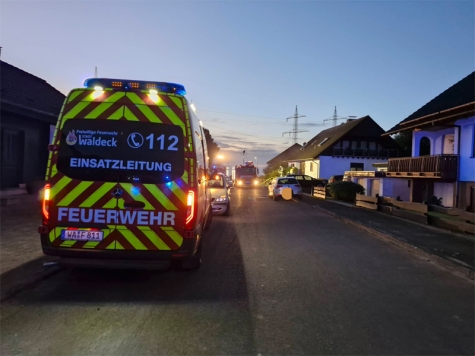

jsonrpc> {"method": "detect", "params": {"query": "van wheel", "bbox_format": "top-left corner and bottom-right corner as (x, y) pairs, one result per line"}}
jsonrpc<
(204, 210), (212, 230)
(272, 193), (278, 201)
(172, 243), (202, 270)
(224, 203), (230, 216)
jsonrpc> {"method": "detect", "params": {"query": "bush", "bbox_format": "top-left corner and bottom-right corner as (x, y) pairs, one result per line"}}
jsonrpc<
(328, 181), (365, 202)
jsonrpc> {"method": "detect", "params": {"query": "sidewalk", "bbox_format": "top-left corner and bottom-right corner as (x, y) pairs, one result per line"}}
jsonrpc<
(0, 208), (60, 301)
(302, 194), (474, 280)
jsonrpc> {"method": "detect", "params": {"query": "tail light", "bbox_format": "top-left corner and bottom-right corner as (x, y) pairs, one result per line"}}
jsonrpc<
(276, 185), (283, 188)
(185, 190), (195, 231)
(42, 184), (51, 224)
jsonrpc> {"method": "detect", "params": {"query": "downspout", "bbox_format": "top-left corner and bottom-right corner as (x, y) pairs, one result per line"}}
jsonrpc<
(454, 125), (462, 208)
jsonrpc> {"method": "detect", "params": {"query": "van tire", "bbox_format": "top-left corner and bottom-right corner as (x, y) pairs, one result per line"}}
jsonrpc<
(172, 243), (202, 270)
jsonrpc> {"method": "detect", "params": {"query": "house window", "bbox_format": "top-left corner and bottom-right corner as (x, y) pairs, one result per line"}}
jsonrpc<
(350, 163), (364, 171)
(309, 162), (313, 172)
(420, 137), (431, 156)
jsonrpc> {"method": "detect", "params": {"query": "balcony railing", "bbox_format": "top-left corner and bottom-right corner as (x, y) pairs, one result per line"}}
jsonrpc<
(386, 155), (457, 180)
(333, 147), (399, 158)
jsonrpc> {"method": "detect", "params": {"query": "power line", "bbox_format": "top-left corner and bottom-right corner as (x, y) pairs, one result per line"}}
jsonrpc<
(199, 109), (283, 121)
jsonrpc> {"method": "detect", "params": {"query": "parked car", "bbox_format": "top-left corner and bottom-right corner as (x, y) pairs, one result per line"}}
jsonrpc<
(327, 175), (344, 184)
(286, 174), (328, 193)
(209, 174), (231, 216)
(268, 177), (302, 201)
(225, 176), (234, 188)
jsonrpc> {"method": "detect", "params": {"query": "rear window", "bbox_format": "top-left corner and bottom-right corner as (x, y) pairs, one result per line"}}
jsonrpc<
(278, 178), (299, 185)
(57, 119), (185, 184)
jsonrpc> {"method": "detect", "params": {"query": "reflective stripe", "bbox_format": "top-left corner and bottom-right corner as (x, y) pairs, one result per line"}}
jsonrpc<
(62, 101), (91, 121)
(120, 184), (154, 210)
(79, 183), (116, 207)
(143, 185), (178, 211)
(106, 106), (125, 120)
(170, 96), (184, 109)
(116, 228), (147, 250)
(160, 107), (185, 129)
(138, 227), (170, 250)
(57, 181), (94, 206)
(102, 92), (126, 103)
(68, 90), (83, 103)
(124, 107), (139, 121)
(83, 242), (100, 249)
(84, 102), (114, 119)
(137, 105), (162, 123)
(51, 176), (72, 199)
(50, 164), (58, 179)
(102, 198), (117, 209)
(169, 181), (187, 202)
(125, 92), (147, 105)
(161, 227), (183, 246)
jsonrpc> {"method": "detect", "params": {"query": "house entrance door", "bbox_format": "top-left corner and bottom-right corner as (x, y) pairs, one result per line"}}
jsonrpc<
(1, 128), (25, 188)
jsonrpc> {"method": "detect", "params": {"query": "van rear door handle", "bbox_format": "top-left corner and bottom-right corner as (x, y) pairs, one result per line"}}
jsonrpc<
(124, 201), (145, 209)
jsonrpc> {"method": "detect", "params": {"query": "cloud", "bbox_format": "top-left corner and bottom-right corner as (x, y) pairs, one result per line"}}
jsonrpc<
(300, 122), (328, 127)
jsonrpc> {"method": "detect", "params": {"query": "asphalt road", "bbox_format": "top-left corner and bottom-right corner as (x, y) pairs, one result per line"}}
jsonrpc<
(1, 187), (474, 355)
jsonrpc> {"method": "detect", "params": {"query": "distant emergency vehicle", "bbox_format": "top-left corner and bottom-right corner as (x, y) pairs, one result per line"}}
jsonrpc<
(39, 78), (212, 269)
(234, 161), (259, 187)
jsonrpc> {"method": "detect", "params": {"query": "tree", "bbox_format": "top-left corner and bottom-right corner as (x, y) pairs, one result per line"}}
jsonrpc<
(393, 130), (412, 157)
(203, 128), (220, 164)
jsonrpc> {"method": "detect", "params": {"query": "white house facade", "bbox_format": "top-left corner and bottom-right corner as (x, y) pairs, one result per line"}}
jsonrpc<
(286, 116), (400, 180)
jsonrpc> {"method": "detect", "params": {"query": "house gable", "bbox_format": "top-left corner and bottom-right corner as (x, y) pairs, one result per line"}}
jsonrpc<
(290, 116), (399, 161)
(266, 143), (302, 167)
(386, 72), (475, 135)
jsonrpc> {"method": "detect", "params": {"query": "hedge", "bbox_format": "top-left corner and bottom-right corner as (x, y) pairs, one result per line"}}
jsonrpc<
(328, 181), (365, 202)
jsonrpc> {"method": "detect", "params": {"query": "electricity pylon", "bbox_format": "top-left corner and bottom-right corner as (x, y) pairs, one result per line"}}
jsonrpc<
(282, 106), (308, 145)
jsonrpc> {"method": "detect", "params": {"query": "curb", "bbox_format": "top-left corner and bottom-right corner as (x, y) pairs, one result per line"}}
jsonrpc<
(311, 204), (474, 281)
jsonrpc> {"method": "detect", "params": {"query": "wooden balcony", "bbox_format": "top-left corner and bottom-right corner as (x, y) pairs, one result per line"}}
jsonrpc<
(333, 148), (399, 158)
(386, 155), (457, 180)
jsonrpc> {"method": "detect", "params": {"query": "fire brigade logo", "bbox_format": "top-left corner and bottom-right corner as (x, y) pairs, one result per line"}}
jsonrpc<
(65, 130), (77, 145)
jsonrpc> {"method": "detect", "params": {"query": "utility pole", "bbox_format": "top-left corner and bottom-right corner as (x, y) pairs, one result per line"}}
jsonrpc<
(323, 106), (351, 127)
(282, 106), (308, 145)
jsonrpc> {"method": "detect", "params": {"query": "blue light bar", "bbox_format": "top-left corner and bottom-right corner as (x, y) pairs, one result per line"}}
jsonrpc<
(83, 78), (186, 96)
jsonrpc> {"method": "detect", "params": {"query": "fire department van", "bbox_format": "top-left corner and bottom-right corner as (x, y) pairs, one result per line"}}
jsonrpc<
(38, 78), (212, 269)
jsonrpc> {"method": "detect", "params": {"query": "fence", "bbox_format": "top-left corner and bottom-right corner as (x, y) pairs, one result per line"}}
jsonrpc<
(313, 186), (327, 199)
